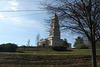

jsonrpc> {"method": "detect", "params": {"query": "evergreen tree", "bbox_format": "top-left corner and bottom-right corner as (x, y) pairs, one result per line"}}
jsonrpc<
(74, 37), (88, 49)
(62, 39), (68, 47)
(62, 39), (71, 48)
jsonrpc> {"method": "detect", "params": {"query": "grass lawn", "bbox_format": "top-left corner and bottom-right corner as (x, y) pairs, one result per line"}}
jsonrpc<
(22, 49), (100, 55)
(1, 48), (100, 55)
(18, 48), (100, 55)
(0, 48), (100, 67)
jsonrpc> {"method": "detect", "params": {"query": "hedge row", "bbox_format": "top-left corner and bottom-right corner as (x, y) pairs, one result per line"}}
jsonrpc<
(0, 43), (18, 52)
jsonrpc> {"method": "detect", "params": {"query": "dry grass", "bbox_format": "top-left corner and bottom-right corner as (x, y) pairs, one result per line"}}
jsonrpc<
(0, 53), (100, 67)
(0, 48), (100, 67)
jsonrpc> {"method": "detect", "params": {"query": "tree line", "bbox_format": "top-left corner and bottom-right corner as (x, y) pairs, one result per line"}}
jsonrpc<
(74, 36), (100, 49)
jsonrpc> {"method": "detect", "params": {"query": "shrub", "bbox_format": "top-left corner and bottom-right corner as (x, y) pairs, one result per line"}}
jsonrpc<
(19, 45), (26, 48)
(0, 43), (18, 52)
(51, 46), (67, 51)
(80, 44), (89, 49)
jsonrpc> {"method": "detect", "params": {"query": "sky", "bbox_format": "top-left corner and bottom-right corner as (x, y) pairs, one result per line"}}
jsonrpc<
(0, 0), (79, 47)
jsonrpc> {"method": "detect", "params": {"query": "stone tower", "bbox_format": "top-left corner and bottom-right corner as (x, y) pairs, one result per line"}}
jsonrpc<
(48, 13), (63, 46)
(49, 13), (60, 39)
(38, 13), (63, 47)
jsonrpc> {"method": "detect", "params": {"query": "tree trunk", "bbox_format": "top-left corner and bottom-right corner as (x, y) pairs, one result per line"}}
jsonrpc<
(91, 41), (97, 67)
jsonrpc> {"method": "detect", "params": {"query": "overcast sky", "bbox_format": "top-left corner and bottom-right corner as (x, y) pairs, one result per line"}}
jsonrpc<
(0, 0), (79, 47)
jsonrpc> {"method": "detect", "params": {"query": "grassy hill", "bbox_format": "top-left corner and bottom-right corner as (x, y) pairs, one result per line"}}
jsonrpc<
(0, 47), (100, 67)
(4, 47), (100, 55)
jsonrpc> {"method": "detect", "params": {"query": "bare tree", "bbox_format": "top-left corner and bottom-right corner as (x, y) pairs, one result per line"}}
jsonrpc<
(42, 0), (100, 67)
(36, 33), (40, 46)
(27, 39), (30, 47)
(36, 33), (40, 51)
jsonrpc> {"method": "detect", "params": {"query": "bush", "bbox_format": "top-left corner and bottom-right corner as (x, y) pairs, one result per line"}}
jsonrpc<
(80, 44), (89, 49)
(51, 46), (67, 51)
(19, 45), (26, 48)
(0, 43), (18, 52)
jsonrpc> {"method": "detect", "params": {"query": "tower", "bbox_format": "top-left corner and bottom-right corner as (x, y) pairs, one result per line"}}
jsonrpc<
(48, 13), (63, 46)
(38, 13), (63, 47)
(49, 13), (60, 39)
